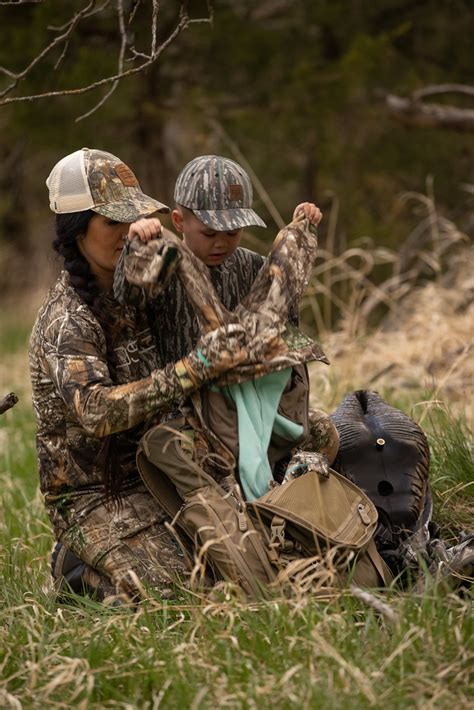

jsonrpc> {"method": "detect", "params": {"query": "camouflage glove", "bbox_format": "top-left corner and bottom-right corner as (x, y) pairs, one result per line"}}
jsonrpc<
(124, 237), (181, 289)
(175, 324), (248, 393)
(282, 451), (330, 484)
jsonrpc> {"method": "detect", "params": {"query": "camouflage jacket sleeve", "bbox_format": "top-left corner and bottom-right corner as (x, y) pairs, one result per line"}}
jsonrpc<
(114, 228), (180, 308)
(42, 308), (185, 438)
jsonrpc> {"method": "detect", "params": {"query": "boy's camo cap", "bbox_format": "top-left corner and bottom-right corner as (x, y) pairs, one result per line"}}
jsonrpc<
(47, 148), (170, 223)
(174, 155), (266, 231)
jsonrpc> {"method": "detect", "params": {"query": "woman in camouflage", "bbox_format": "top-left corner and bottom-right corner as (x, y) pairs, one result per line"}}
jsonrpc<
(29, 148), (261, 601)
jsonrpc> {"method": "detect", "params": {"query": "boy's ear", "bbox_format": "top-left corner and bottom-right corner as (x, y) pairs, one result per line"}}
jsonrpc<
(171, 208), (184, 233)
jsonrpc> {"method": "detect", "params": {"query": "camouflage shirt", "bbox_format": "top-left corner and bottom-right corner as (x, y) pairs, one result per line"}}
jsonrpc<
(29, 271), (189, 507)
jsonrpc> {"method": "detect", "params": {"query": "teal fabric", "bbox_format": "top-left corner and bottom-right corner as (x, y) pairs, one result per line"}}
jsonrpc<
(222, 368), (304, 501)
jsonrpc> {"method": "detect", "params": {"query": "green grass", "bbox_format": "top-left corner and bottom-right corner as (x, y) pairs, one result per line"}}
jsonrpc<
(0, 323), (472, 709)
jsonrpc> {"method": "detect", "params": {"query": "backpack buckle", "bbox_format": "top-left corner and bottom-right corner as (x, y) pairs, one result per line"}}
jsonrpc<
(270, 516), (286, 547)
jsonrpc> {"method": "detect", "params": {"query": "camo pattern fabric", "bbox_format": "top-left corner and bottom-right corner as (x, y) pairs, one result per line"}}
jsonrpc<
(119, 215), (328, 386)
(115, 238), (270, 363)
(28, 271), (194, 528)
(84, 148), (169, 222)
(300, 408), (340, 465)
(121, 215), (336, 487)
(174, 155), (267, 230)
(58, 485), (189, 599)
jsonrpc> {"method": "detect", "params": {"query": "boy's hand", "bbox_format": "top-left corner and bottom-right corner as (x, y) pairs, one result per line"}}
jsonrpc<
(127, 217), (163, 243)
(292, 202), (323, 226)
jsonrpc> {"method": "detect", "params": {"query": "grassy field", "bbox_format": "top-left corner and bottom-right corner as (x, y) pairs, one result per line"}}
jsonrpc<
(1, 310), (473, 709)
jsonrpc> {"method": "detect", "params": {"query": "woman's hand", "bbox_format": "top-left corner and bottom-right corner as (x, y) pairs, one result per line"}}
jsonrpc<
(292, 202), (323, 226)
(127, 217), (163, 243)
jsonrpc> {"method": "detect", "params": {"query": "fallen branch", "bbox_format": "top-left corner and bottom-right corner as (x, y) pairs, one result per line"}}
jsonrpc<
(349, 584), (399, 624)
(380, 85), (474, 132)
(0, 392), (18, 414)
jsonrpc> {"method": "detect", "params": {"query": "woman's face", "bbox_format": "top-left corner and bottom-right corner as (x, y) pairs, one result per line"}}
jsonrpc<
(77, 214), (128, 289)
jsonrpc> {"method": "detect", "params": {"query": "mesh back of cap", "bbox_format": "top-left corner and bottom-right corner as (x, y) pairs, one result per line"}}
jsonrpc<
(46, 149), (94, 214)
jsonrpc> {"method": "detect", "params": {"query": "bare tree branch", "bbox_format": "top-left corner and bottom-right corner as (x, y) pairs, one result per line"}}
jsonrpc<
(0, 1), (215, 115)
(0, 1), (96, 99)
(411, 84), (474, 101)
(0, 1), (43, 5)
(127, 0), (142, 26)
(206, 0), (214, 24)
(151, 0), (159, 56)
(75, 0), (127, 122)
(0, 392), (18, 414)
(53, 40), (69, 71)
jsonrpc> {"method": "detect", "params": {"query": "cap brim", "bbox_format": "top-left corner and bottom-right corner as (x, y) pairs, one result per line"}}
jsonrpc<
(94, 193), (170, 223)
(192, 208), (266, 231)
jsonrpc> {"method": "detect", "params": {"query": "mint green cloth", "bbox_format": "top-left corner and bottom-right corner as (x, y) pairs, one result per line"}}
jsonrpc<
(222, 368), (304, 501)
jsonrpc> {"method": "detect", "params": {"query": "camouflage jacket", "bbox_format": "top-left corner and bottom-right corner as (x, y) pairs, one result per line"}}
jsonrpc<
(29, 271), (189, 507)
(117, 219), (326, 386)
(114, 238), (266, 364)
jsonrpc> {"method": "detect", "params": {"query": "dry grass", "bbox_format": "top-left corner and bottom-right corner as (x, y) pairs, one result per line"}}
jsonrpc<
(301, 190), (473, 425)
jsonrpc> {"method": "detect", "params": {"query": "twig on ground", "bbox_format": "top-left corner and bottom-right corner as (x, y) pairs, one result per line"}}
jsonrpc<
(349, 584), (399, 624)
(0, 392), (18, 414)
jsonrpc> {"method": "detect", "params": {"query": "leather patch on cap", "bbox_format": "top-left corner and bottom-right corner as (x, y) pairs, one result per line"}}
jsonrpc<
(227, 183), (244, 201)
(115, 163), (139, 187)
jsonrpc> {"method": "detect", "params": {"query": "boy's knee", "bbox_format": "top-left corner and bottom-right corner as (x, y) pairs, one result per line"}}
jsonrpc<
(305, 408), (340, 465)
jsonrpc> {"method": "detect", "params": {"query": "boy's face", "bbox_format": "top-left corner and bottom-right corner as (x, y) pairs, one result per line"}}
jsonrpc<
(172, 207), (243, 267)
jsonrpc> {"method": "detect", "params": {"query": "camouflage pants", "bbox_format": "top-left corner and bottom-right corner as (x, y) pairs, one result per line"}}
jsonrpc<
(56, 484), (189, 600)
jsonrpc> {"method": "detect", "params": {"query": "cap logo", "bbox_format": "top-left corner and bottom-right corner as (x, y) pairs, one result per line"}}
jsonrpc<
(227, 183), (243, 201)
(115, 163), (139, 187)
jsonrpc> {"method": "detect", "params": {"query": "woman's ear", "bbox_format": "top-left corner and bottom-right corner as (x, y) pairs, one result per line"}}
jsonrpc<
(76, 233), (86, 257)
(171, 208), (184, 233)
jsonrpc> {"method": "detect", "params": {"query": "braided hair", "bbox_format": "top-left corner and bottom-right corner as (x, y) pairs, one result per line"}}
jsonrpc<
(53, 210), (123, 498)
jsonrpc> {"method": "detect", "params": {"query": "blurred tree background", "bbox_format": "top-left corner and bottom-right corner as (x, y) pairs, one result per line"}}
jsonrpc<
(0, 0), (472, 314)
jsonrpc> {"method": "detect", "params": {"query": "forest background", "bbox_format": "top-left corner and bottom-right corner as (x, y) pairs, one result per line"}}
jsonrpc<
(0, 0), (472, 300)
(0, 2), (473, 708)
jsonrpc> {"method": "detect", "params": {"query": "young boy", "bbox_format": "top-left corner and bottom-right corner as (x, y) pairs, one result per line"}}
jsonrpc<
(117, 154), (338, 478)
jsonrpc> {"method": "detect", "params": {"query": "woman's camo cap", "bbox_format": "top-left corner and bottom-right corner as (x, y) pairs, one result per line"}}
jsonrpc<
(174, 155), (267, 231)
(46, 148), (170, 223)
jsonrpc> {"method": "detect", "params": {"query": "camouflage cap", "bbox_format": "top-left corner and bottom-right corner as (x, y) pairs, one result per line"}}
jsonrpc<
(47, 148), (170, 223)
(174, 155), (266, 231)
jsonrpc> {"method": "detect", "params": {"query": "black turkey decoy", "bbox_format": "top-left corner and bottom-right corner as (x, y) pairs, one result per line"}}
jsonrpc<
(331, 390), (432, 562)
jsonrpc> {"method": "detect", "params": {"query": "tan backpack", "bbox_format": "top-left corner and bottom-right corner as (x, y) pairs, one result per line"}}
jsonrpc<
(137, 420), (392, 597)
(249, 462), (391, 588)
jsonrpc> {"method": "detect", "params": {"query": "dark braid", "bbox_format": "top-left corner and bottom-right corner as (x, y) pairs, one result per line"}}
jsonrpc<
(53, 211), (123, 498)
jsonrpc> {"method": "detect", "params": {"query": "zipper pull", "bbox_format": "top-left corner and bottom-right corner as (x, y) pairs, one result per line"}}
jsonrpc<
(232, 482), (248, 532)
(357, 503), (371, 525)
(238, 509), (248, 532)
